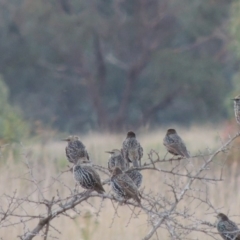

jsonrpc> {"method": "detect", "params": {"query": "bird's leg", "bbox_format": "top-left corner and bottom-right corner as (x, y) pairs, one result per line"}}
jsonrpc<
(163, 152), (168, 160)
(111, 193), (118, 201)
(73, 183), (79, 195)
(78, 189), (91, 197)
(67, 164), (73, 173)
(85, 189), (92, 196)
(111, 193), (122, 201)
(111, 194), (125, 205)
(170, 155), (175, 165)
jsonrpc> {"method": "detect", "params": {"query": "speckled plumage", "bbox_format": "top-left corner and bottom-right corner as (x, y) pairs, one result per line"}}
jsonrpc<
(126, 169), (142, 189)
(111, 167), (141, 203)
(63, 136), (89, 164)
(163, 129), (190, 158)
(73, 162), (105, 194)
(106, 149), (128, 173)
(233, 95), (240, 125)
(216, 213), (240, 240)
(126, 156), (142, 188)
(122, 131), (143, 167)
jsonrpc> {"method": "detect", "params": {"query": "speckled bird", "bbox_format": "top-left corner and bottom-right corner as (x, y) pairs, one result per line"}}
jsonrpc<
(111, 167), (141, 204)
(163, 129), (190, 158)
(63, 135), (89, 164)
(126, 158), (142, 188)
(73, 157), (105, 194)
(233, 95), (240, 125)
(122, 131), (143, 167)
(126, 169), (142, 189)
(106, 149), (128, 173)
(216, 213), (240, 240)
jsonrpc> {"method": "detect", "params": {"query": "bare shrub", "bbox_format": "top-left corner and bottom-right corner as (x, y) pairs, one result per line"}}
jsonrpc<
(0, 131), (240, 240)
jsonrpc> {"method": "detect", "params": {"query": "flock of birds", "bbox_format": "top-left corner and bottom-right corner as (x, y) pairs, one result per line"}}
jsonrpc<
(63, 129), (189, 204)
(61, 95), (240, 240)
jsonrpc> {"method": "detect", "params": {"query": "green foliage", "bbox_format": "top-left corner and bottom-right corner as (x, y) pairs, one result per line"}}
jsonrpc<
(224, 73), (240, 118)
(0, 0), (235, 131)
(226, 0), (240, 117)
(231, 0), (240, 58)
(0, 77), (29, 142)
(137, 50), (229, 125)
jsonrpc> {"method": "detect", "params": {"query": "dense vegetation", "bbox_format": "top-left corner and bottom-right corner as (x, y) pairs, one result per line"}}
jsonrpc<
(0, 0), (239, 133)
(0, 77), (28, 141)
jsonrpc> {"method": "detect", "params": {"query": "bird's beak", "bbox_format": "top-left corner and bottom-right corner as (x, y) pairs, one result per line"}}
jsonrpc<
(105, 151), (113, 154)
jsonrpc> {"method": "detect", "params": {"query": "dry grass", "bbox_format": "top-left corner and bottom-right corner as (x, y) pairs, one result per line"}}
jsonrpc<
(0, 124), (240, 239)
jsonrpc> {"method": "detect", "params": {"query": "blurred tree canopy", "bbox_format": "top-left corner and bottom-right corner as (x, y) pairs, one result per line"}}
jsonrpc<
(230, 0), (240, 95)
(0, 76), (29, 141)
(0, 0), (235, 132)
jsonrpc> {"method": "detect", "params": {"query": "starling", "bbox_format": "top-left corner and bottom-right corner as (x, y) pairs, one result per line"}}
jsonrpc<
(111, 167), (141, 204)
(73, 158), (105, 194)
(233, 95), (240, 125)
(126, 169), (143, 189)
(106, 149), (128, 173)
(163, 129), (190, 158)
(216, 213), (240, 240)
(63, 135), (89, 164)
(122, 131), (143, 167)
(126, 158), (143, 188)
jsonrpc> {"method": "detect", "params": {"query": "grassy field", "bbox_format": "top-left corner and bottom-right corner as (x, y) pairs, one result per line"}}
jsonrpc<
(0, 124), (240, 240)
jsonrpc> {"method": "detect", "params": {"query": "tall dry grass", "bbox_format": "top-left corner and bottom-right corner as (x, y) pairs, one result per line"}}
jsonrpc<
(0, 124), (240, 239)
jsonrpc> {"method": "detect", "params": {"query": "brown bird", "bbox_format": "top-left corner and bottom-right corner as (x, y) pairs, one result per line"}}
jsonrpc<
(111, 167), (141, 204)
(63, 135), (89, 164)
(163, 129), (190, 158)
(122, 131), (143, 167)
(216, 213), (240, 240)
(233, 95), (240, 125)
(73, 157), (105, 194)
(106, 149), (128, 173)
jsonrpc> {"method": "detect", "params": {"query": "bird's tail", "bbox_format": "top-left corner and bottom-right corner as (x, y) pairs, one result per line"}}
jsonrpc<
(97, 185), (106, 194)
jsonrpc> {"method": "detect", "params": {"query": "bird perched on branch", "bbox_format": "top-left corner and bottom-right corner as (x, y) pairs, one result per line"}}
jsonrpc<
(111, 167), (141, 204)
(63, 135), (89, 164)
(126, 169), (142, 189)
(126, 158), (143, 189)
(73, 157), (105, 194)
(163, 129), (190, 158)
(233, 95), (240, 125)
(216, 213), (240, 240)
(122, 131), (143, 167)
(106, 149), (127, 173)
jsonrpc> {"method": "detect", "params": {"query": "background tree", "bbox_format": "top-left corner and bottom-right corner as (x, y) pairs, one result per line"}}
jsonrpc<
(0, 0), (235, 132)
(0, 76), (28, 141)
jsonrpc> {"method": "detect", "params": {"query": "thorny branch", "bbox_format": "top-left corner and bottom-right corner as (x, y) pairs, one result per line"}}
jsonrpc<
(142, 131), (240, 240)
(0, 132), (239, 240)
